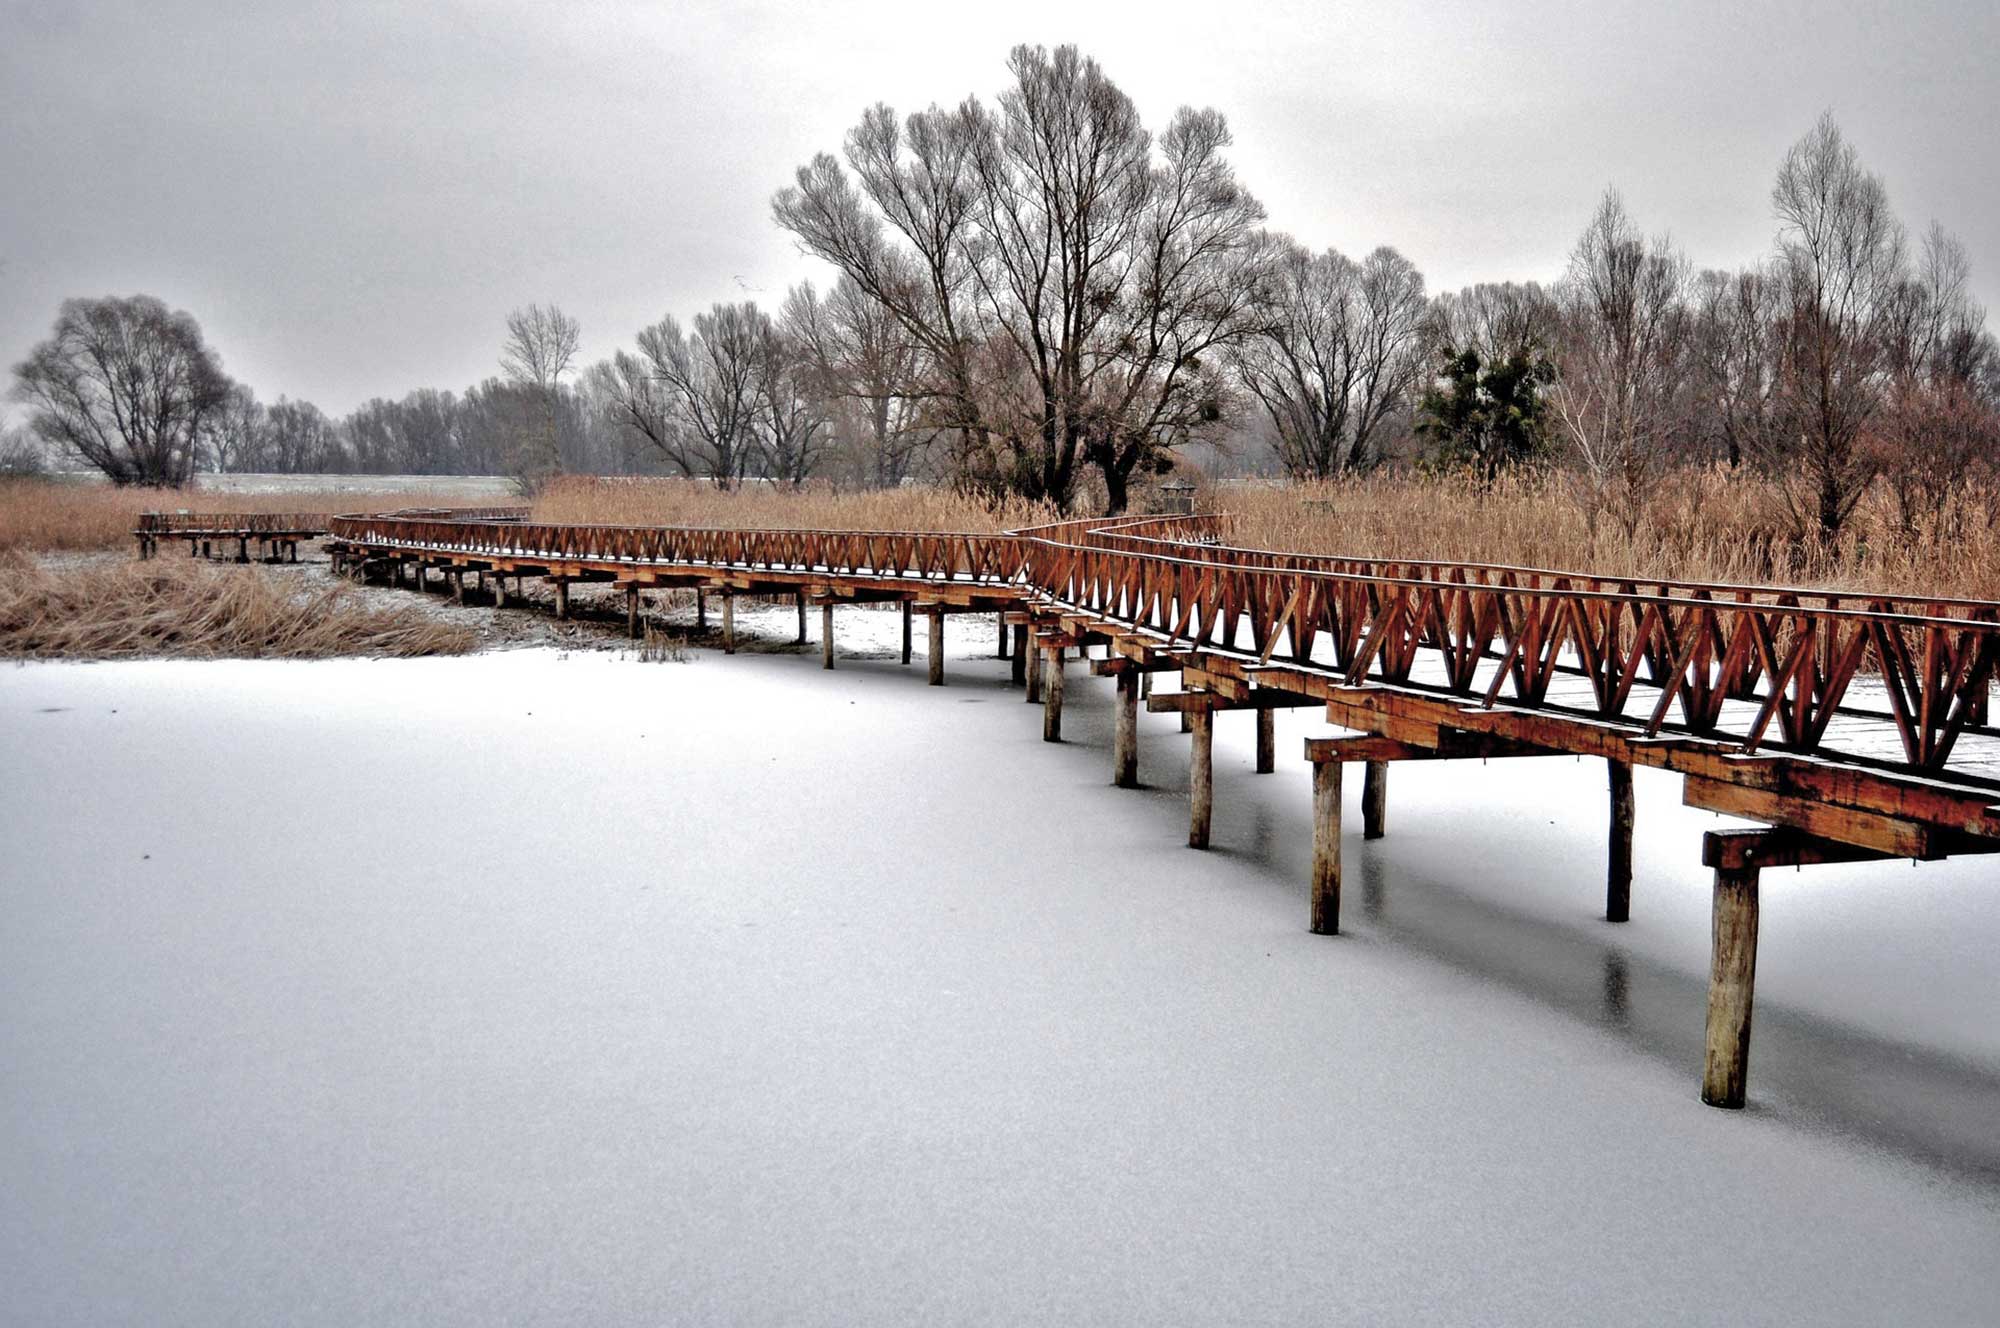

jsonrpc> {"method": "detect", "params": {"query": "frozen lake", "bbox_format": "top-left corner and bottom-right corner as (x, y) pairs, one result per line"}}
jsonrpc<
(4, 640), (1999, 1324)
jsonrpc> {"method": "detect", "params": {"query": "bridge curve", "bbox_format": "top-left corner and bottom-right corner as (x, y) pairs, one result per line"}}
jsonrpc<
(289, 502), (2000, 1111)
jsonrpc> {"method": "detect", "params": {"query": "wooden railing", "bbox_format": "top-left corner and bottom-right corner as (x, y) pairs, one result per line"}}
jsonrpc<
(325, 505), (2000, 785)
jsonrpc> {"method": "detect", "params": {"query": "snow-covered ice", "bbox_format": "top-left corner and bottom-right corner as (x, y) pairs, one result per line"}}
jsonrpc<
(4, 639), (1999, 1325)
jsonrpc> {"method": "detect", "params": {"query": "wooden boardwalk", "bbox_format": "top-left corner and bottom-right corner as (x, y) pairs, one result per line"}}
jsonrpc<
(169, 503), (2000, 1111)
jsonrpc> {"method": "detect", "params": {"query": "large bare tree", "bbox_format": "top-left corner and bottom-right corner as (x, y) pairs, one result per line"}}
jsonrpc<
(783, 279), (935, 486)
(606, 303), (768, 487)
(1691, 266), (1780, 468)
(10, 295), (232, 486)
(774, 44), (1273, 512)
(1235, 242), (1429, 479)
(1548, 190), (1694, 538)
(1765, 114), (1906, 545)
(500, 302), (580, 491)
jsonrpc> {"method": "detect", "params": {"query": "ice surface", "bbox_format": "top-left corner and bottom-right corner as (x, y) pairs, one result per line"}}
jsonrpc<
(3, 642), (1998, 1325)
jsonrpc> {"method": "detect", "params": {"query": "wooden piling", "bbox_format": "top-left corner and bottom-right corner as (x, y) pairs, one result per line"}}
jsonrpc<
(1010, 625), (1026, 685)
(1188, 707), (1213, 848)
(797, 593), (807, 644)
(1362, 760), (1388, 840)
(1042, 646), (1064, 741)
(997, 614), (1009, 658)
(928, 608), (945, 686)
(1114, 666), (1139, 788)
(1607, 758), (1634, 922)
(1026, 633), (1043, 703)
(493, 573), (507, 608)
(451, 569), (464, 604)
(553, 579), (568, 620)
(697, 589), (707, 630)
(626, 586), (640, 638)
(1311, 759), (1343, 934)
(723, 594), (736, 654)
(901, 601), (913, 665)
(1700, 865), (1760, 1108)
(821, 603), (834, 669)
(1256, 707), (1275, 773)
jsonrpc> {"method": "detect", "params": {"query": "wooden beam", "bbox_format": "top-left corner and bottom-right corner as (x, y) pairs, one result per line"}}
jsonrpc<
(1302, 729), (1556, 763)
(1682, 773), (1937, 860)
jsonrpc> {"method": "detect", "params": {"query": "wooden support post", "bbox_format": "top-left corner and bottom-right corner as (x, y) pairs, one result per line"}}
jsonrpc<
(1311, 759), (1343, 934)
(236, 536), (249, 564)
(1010, 625), (1026, 685)
(997, 614), (1009, 658)
(723, 593), (735, 654)
(553, 579), (569, 620)
(1114, 666), (1139, 788)
(1607, 758), (1634, 923)
(927, 608), (945, 685)
(201, 540), (212, 559)
(1025, 633), (1043, 703)
(493, 573), (506, 608)
(821, 603), (834, 669)
(1700, 864), (1760, 1109)
(901, 601), (912, 665)
(696, 589), (707, 630)
(796, 593), (807, 644)
(1042, 646), (1064, 741)
(1362, 760), (1388, 840)
(626, 586), (640, 639)
(451, 569), (464, 604)
(1255, 707), (1275, 774)
(1188, 707), (1213, 849)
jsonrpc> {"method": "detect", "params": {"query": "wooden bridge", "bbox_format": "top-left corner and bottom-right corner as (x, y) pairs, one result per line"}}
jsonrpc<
(184, 503), (2000, 1111)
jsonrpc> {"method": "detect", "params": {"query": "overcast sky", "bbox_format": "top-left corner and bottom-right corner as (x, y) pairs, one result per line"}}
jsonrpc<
(3, 0), (1994, 416)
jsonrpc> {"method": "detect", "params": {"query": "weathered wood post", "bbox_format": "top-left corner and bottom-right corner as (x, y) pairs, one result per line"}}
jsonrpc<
(1701, 864), (1760, 1108)
(236, 536), (249, 563)
(626, 586), (641, 639)
(1607, 758), (1634, 922)
(722, 593), (736, 654)
(696, 589), (707, 630)
(1025, 632), (1043, 703)
(821, 603), (834, 669)
(553, 579), (569, 620)
(1255, 707), (1275, 774)
(1188, 705), (1214, 848)
(1042, 645), (1064, 741)
(493, 572), (507, 608)
(1362, 760), (1389, 840)
(1010, 625), (1026, 685)
(1311, 758), (1343, 934)
(996, 614), (1009, 658)
(901, 601), (913, 665)
(201, 539), (212, 559)
(1114, 665), (1139, 788)
(796, 593), (807, 644)
(451, 569), (465, 604)
(927, 608), (945, 686)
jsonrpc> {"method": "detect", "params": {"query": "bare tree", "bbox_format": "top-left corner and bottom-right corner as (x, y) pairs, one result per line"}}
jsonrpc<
(753, 322), (832, 486)
(500, 302), (580, 491)
(1691, 266), (1780, 468)
(607, 303), (768, 487)
(775, 44), (1273, 512)
(202, 383), (267, 473)
(262, 397), (344, 473)
(1765, 113), (1907, 545)
(1431, 282), (1557, 368)
(783, 279), (935, 486)
(1235, 242), (1429, 479)
(1548, 189), (1694, 538)
(10, 295), (231, 486)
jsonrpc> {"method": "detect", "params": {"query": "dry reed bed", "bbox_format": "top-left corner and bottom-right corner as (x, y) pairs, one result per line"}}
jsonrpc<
(0, 553), (476, 659)
(531, 476), (1055, 533)
(1219, 470), (2000, 602)
(0, 479), (500, 553)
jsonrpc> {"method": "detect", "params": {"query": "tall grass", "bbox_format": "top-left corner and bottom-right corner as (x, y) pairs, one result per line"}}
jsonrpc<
(0, 478), (498, 553)
(531, 475), (1056, 533)
(0, 552), (476, 659)
(1219, 468), (2000, 599)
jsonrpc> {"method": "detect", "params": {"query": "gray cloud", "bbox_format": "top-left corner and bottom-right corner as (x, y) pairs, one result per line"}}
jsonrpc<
(3, 0), (1993, 415)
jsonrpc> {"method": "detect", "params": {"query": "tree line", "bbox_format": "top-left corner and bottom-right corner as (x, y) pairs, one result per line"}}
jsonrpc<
(9, 44), (1995, 550)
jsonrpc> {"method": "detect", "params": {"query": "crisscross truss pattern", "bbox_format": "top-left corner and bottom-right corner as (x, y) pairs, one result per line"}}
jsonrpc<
(327, 506), (2000, 791)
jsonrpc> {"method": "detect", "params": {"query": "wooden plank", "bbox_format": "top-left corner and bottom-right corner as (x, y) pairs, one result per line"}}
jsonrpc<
(1682, 773), (1937, 859)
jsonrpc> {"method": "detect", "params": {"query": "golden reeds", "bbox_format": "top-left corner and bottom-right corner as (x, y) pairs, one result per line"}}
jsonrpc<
(0, 552), (476, 659)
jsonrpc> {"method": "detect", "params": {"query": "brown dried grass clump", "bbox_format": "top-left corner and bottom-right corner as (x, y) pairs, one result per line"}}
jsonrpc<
(533, 475), (1056, 533)
(0, 553), (477, 659)
(0, 479), (501, 553)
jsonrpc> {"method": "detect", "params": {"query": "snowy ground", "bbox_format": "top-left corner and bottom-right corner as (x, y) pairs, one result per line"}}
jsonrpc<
(4, 633), (1999, 1325)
